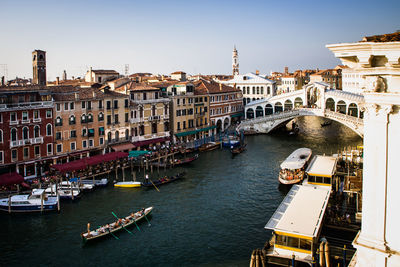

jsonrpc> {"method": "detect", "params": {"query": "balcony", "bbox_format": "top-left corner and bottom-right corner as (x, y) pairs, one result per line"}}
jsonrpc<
(0, 101), (54, 111)
(195, 112), (206, 118)
(131, 131), (170, 143)
(131, 98), (170, 105)
(21, 119), (31, 124)
(33, 118), (41, 123)
(9, 137), (43, 148)
(148, 115), (160, 121)
(130, 117), (144, 124)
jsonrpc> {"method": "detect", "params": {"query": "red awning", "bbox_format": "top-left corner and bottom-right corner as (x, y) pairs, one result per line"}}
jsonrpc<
(133, 137), (170, 147)
(51, 152), (128, 173)
(111, 142), (135, 152)
(0, 172), (24, 186)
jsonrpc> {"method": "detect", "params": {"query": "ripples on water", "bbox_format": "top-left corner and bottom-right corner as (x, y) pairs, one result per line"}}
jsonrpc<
(0, 116), (362, 267)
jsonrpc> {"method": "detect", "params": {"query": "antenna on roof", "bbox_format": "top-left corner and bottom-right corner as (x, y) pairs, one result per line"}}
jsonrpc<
(0, 64), (8, 82)
(124, 64), (129, 77)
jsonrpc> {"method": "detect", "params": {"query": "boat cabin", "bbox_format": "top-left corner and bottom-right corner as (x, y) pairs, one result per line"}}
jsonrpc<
(264, 185), (331, 265)
(305, 155), (337, 187)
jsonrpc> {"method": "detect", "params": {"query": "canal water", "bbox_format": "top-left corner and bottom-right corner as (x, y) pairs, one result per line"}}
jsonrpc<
(0, 116), (362, 267)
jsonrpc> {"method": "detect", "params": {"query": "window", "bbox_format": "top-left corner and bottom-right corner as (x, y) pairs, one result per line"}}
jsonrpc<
(88, 128), (94, 137)
(152, 106), (156, 116)
(22, 111), (28, 122)
(125, 129), (129, 140)
(81, 101), (86, 109)
(114, 114), (119, 124)
(107, 115), (111, 125)
(56, 144), (62, 153)
(23, 147), (29, 159)
(11, 150), (17, 161)
(47, 143), (53, 155)
(81, 114), (87, 123)
(0, 114), (2, 123)
(0, 130), (2, 143)
(69, 115), (76, 125)
(55, 116), (62, 126)
(56, 103), (61, 111)
(177, 122), (181, 130)
(152, 123), (157, 134)
(56, 132), (62, 140)
(113, 100), (118, 109)
(33, 110), (39, 120)
(87, 101), (92, 110)
(98, 112), (104, 121)
(70, 102), (74, 110)
(89, 139), (94, 147)
(46, 110), (52, 118)
(99, 127), (105, 136)
(0, 151), (3, 163)
(87, 113), (93, 123)
(70, 130), (76, 138)
(11, 128), (17, 141)
(70, 142), (76, 151)
(82, 128), (87, 137)
(106, 101), (111, 110)
(99, 137), (104, 145)
(34, 146), (40, 157)
(99, 100), (103, 109)
(139, 125), (144, 136)
(10, 112), (17, 122)
(46, 124), (52, 136)
(124, 99), (129, 108)
(64, 102), (69, 111)
(125, 113), (129, 122)
(82, 140), (87, 148)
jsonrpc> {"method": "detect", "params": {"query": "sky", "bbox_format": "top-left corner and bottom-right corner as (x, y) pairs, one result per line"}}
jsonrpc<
(1, 0), (399, 81)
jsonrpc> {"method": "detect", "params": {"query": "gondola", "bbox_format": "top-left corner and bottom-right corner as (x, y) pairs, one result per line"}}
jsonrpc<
(231, 144), (247, 155)
(81, 207), (153, 243)
(198, 142), (220, 152)
(169, 154), (199, 166)
(141, 172), (186, 188)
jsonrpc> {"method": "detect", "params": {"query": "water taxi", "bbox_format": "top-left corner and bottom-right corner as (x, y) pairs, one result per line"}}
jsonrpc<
(0, 189), (59, 213)
(278, 148), (312, 185)
(304, 155), (338, 187)
(114, 181), (141, 188)
(264, 184), (331, 266)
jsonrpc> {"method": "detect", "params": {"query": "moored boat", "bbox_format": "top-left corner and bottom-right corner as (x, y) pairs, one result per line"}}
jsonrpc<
(114, 181), (141, 188)
(198, 142), (220, 152)
(45, 183), (82, 200)
(160, 154), (199, 167)
(80, 178), (108, 187)
(141, 172), (185, 188)
(231, 144), (246, 155)
(0, 189), (59, 213)
(278, 148), (312, 185)
(222, 136), (240, 148)
(81, 207), (153, 243)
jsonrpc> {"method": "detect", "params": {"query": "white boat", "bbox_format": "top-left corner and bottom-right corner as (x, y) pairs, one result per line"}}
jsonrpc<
(0, 189), (59, 213)
(45, 183), (82, 200)
(80, 178), (108, 187)
(278, 148), (312, 185)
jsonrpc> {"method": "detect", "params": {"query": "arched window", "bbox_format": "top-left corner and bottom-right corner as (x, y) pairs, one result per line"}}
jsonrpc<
(55, 116), (62, 126)
(87, 113), (93, 122)
(69, 115), (76, 125)
(246, 108), (255, 119)
(46, 124), (52, 136)
(325, 98), (335, 111)
(81, 114), (86, 123)
(125, 129), (129, 140)
(284, 100), (293, 111)
(23, 126), (29, 140)
(11, 128), (17, 141)
(294, 97), (303, 108)
(265, 104), (273, 115)
(255, 106), (263, 117)
(98, 112), (104, 121)
(275, 102), (283, 113)
(107, 132), (112, 142)
(34, 125), (40, 138)
(115, 131), (119, 141)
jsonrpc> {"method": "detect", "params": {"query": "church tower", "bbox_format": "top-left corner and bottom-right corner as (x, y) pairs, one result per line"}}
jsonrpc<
(232, 46), (239, 76)
(32, 50), (46, 85)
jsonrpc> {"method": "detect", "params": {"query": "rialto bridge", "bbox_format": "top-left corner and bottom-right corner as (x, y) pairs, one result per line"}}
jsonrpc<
(238, 82), (365, 137)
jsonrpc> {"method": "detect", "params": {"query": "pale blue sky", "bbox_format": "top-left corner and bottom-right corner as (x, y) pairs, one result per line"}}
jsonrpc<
(1, 0), (399, 81)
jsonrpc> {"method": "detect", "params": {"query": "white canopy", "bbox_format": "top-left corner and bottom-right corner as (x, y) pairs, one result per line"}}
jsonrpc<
(306, 155), (337, 177)
(280, 148), (312, 170)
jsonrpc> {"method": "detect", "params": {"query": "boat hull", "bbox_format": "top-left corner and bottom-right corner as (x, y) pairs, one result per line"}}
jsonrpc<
(0, 204), (58, 213)
(114, 182), (141, 188)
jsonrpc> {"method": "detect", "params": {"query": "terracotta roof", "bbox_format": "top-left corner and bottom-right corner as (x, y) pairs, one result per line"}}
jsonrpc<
(361, 32), (400, 42)
(171, 71), (186, 75)
(128, 82), (160, 91)
(91, 69), (119, 75)
(194, 80), (240, 94)
(50, 87), (105, 101)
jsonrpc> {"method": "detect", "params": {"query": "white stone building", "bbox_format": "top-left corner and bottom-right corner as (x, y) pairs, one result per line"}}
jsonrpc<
(327, 32), (400, 267)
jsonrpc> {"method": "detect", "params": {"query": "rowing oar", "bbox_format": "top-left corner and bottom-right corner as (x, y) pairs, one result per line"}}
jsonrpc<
(111, 212), (134, 235)
(100, 226), (119, 240)
(143, 213), (151, 226)
(150, 180), (160, 192)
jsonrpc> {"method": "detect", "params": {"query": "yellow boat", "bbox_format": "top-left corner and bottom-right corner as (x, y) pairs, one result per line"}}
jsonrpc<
(114, 181), (141, 188)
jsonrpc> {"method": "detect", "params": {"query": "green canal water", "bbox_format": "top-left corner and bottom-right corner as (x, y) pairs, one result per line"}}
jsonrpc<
(0, 116), (362, 267)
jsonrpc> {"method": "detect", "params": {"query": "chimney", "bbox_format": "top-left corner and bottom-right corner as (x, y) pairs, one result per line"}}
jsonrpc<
(255, 70), (260, 75)
(219, 83), (222, 91)
(92, 90), (96, 98)
(56, 77), (59, 85)
(1, 76), (4, 86)
(63, 70), (67, 80)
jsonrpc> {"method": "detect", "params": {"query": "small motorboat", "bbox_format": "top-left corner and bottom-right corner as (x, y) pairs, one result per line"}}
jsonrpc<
(81, 178), (109, 187)
(45, 183), (82, 200)
(141, 172), (186, 188)
(231, 144), (247, 155)
(199, 142), (220, 152)
(0, 189), (58, 213)
(222, 136), (240, 148)
(81, 207), (153, 243)
(114, 181), (141, 188)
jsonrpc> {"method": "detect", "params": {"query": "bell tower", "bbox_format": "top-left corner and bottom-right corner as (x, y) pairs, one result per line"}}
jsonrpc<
(32, 50), (46, 85)
(232, 45), (239, 76)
